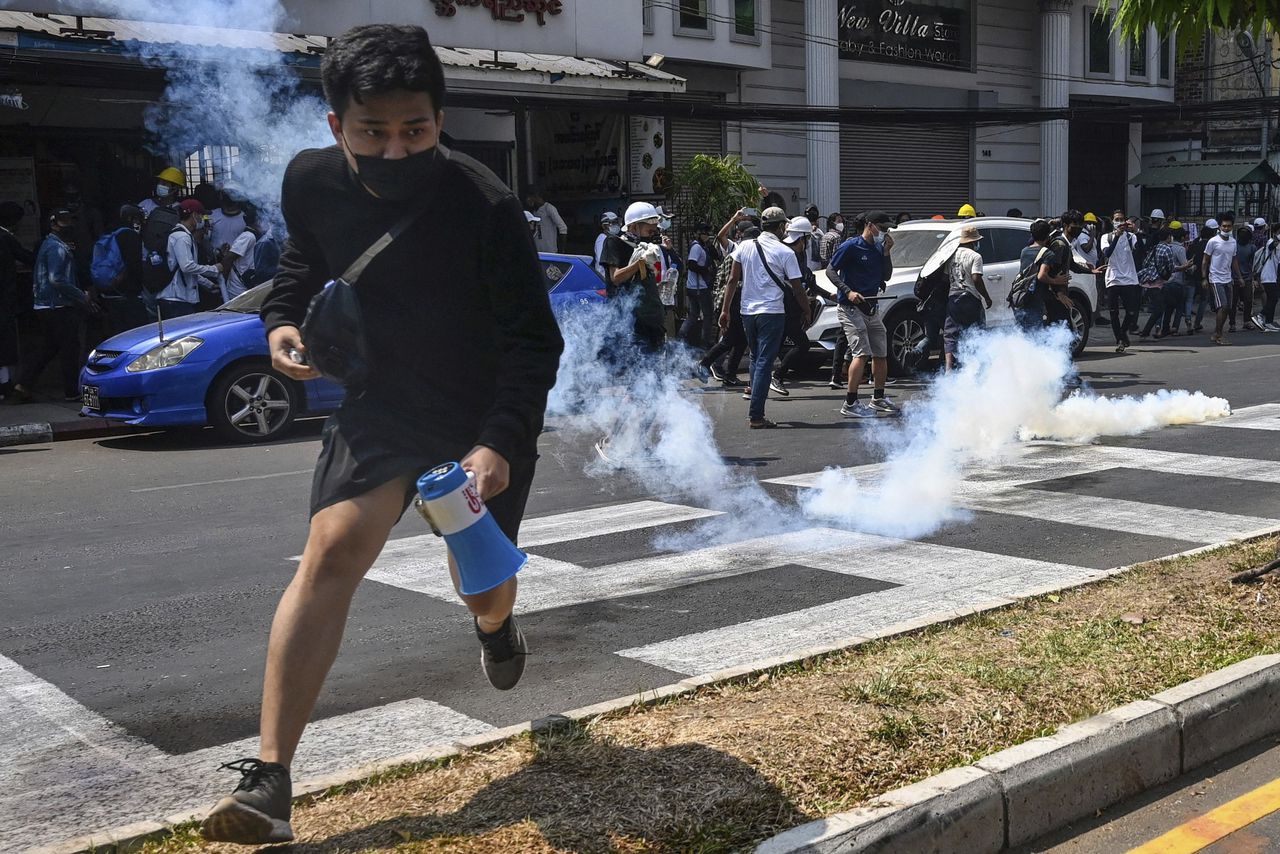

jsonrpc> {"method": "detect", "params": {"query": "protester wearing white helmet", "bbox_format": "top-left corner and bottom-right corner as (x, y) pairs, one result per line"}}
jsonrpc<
(770, 216), (821, 396)
(594, 201), (668, 460)
(593, 212), (620, 278)
(719, 206), (810, 429)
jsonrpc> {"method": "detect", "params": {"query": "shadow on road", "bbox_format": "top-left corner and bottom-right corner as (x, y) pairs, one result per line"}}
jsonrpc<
(94, 417), (327, 452)
(285, 720), (803, 852)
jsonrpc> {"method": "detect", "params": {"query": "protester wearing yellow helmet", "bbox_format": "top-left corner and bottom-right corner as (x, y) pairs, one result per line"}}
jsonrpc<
(1168, 219), (1182, 230)
(1083, 212), (1098, 223)
(957, 203), (976, 218)
(140, 166), (186, 216)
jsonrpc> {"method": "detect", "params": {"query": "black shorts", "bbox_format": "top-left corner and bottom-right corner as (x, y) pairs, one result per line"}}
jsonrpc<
(310, 404), (537, 542)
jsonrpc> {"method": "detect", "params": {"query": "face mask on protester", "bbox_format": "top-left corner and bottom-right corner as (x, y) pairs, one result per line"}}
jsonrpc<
(834, 221), (844, 234)
(607, 224), (620, 236)
(1221, 227), (1233, 238)
(343, 134), (439, 202)
(156, 183), (175, 199)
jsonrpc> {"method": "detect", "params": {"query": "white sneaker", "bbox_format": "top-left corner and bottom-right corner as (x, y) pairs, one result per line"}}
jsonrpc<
(1266, 322), (1280, 332)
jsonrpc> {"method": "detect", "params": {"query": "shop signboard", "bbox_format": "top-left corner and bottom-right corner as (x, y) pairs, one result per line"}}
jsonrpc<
(838, 0), (974, 72)
(15, 0), (644, 61)
(530, 111), (624, 198)
(628, 116), (667, 197)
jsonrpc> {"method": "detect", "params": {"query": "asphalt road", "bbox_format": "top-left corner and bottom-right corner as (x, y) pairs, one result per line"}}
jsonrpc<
(4, 330), (1280, 849)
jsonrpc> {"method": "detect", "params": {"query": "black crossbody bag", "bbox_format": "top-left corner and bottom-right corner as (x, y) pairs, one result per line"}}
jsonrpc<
(753, 238), (806, 318)
(299, 198), (431, 387)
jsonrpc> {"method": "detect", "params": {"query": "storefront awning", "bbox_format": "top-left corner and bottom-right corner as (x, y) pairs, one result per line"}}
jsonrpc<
(0, 11), (684, 94)
(1129, 159), (1280, 187)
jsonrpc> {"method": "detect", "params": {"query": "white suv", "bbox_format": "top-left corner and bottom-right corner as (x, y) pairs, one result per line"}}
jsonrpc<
(810, 217), (1098, 374)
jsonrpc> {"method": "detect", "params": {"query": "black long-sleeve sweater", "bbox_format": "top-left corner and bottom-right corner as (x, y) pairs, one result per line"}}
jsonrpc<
(261, 145), (564, 462)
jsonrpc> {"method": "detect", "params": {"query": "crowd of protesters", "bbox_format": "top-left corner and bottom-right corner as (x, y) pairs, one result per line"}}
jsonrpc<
(0, 168), (281, 403)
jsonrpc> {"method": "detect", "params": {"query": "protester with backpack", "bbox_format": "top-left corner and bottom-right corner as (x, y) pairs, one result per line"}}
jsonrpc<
(909, 231), (952, 372)
(1137, 228), (1178, 340)
(91, 205), (148, 336)
(139, 166), (185, 217)
(154, 199), (221, 318)
(1161, 223), (1194, 335)
(1233, 225), (1259, 331)
(697, 213), (756, 386)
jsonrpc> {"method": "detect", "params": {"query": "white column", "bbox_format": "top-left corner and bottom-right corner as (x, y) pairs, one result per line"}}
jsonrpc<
(805, 0), (840, 216)
(1039, 0), (1072, 216)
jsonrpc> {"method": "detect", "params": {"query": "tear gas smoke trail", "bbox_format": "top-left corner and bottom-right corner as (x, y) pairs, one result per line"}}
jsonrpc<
(36, 0), (333, 214)
(547, 297), (794, 544)
(803, 325), (1231, 539)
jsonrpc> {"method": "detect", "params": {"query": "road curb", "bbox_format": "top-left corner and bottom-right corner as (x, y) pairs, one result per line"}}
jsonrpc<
(41, 527), (1280, 853)
(0, 418), (140, 447)
(756, 656), (1280, 853)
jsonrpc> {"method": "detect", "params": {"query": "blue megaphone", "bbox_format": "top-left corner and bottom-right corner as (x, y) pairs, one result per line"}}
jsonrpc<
(414, 462), (528, 596)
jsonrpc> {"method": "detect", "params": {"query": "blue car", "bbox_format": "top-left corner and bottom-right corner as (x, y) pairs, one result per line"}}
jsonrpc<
(80, 253), (606, 443)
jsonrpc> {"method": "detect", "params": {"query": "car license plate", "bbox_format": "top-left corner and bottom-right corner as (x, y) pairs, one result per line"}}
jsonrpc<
(82, 386), (100, 410)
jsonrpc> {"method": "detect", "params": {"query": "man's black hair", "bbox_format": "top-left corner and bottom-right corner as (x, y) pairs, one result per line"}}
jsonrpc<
(1007, 207), (1024, 218)
(0, 200), (24, 227)
(1219, 211), (1235, 224)
(1060, 209), (1084, 227)
(827, 212), (842, 225)
(118, 204), (144, 225)
(1030, 218), (1052, 242)
(322, 25), (446, 118)
(1156, 227), (1172, 242)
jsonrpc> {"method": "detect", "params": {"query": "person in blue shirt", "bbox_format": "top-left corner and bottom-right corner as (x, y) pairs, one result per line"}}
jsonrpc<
(11, 208), (96, 402)
(825, 210), (898, 418)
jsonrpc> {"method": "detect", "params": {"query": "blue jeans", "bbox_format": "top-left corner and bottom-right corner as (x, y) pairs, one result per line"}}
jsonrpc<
(741, 312), (785, 422)
(1184, 282), (1207, 328)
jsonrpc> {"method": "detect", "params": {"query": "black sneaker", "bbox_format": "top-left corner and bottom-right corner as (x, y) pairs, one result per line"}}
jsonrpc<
(707, 364), (727, 383)
(769, 374), (789, 396)
(477, 614), (527, 691)
(201, 758), (293, 844)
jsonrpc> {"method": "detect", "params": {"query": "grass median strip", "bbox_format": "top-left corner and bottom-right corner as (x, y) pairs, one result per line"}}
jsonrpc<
(143, 537), (1280, 854)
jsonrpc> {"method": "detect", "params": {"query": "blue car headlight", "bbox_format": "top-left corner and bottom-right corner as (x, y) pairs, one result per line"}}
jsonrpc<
(126, 336), (204, 373)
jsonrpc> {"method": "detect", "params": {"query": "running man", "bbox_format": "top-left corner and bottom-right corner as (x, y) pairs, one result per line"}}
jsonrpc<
(199, 25), (563, 844)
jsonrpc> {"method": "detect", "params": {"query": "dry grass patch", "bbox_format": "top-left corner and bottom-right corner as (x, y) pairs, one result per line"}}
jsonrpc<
(142, 537), (1280, 854)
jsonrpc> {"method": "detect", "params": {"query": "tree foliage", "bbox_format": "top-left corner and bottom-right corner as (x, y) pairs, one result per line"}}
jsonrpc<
(671, 154), (760, 230)
(1112, 0), (1278, 40)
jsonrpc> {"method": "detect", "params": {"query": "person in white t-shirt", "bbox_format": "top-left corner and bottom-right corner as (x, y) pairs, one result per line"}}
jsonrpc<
(1100, 215), (1141, 351)
(719, 206), (809, 429)
(218, 214), (258, 302)
(1258, 224), (1280, 331)
(210, 195), (247, 256)
(1201, 212), (1243, 345)
(524, 188), (567, 254)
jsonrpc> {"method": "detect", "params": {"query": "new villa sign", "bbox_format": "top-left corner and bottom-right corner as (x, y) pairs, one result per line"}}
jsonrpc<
(838, 0), (975, 72)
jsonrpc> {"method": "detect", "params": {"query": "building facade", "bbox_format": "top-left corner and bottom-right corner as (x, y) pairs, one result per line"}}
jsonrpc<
(0, 0), (1180, 257)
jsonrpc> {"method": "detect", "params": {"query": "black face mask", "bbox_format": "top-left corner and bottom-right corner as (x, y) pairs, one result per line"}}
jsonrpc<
(343, 135), (439, 202)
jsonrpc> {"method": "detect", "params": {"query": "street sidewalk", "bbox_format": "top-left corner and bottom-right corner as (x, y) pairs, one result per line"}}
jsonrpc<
(0, 394), (136, 446)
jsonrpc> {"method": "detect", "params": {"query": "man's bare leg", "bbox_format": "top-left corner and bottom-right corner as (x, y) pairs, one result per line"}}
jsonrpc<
(845, 354), (867, 397)
(871, 355), (888, 392)
(259, 476), (412, 768)
(450, 557), (516, 633)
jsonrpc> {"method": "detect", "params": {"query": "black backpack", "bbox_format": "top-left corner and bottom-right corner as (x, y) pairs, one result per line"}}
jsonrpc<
(140, 206), (181, 294)
(1008, 246), (1051, 309)
(913, 249), (954, 307)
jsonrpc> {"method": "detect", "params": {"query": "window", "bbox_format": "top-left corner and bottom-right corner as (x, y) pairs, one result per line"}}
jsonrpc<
(1086, 6), (1112, 76)
(677, 0), (709, 33)
(978, 228), (1031, 265)
(184, 145), (239, 190)
(643, 0), (652, 34)
(1128, 29), (1148, 78)
(1159, 34), (1171, 81)
(734, 0), (757, 38)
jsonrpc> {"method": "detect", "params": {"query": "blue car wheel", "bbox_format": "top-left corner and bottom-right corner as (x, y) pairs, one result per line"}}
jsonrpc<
(208, 361), (298, 443)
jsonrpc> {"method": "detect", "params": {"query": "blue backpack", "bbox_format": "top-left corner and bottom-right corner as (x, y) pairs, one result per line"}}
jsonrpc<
(90, 227), (132, 294)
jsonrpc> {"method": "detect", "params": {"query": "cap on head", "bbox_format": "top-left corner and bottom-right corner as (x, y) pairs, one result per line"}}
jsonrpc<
(178, 199), (207, 217)
(865, 210), (893, 228)
(956, 224), (982, 244)
(1205, 218), (1219, 230)
(1150, 208), (1165, 219)
(50, 207), (76, 223)
(1255, 217), (1267, 227)
(760, 206), (788, 226)
(623, 201), (661, 227)
(957, 203), (976, 218)
(600, 212), (619, 224)
(156, 166), (185, 186)
(783, 216), (813, 244)
(524, 210), (541, 224)
(695, 221), (712, 233)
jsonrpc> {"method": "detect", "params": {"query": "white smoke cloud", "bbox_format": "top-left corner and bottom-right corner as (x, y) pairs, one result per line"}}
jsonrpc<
(801, 324), (1231, 537)
(548, 296), (793, 544)
(45, 0), (333, 212)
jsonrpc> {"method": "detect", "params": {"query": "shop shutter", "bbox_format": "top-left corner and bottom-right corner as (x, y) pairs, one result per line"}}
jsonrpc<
(839, 125), (972, 218)
(669, 116), (725, 176)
